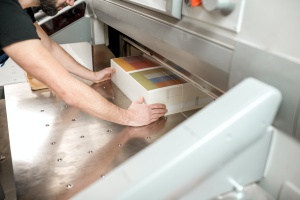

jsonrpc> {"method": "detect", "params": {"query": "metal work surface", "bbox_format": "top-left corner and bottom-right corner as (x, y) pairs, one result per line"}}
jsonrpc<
(5, 80), (190, 199)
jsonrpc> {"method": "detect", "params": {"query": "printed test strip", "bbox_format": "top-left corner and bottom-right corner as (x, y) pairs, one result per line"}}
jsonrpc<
(130, 68), (186, 91)
(112, 56), (159, 72)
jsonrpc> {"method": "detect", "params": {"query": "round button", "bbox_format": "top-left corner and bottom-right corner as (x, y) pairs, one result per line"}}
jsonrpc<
(203, 0), (236, 15)
(185, 0), (202, 7)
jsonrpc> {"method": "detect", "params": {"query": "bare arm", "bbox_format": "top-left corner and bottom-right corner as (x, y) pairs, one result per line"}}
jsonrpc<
(3, 39), (167, 126)
(34, 22), (112, 83)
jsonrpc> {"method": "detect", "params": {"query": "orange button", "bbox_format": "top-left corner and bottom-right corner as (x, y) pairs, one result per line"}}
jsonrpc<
(191, 0), (202, 7)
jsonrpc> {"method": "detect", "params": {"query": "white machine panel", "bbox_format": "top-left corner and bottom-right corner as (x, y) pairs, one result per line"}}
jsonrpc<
(72, 78), (282, 200)
(182, 0), (245, 32)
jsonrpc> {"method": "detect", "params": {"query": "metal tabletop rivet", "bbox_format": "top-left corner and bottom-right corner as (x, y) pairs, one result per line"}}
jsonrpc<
(0, 155), (6, 161)
(57, 158), (63, 162)
(66, 184), (73, 189)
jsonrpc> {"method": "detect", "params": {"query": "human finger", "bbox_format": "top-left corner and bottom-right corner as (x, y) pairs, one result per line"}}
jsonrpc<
(104, 67), (115, 75)
(151, 112), (166, 120)
(151, 108), (168, 116)
(110, 68), (116, 74)
(133, 96), (144, 105)
(149, 103), (166, 109)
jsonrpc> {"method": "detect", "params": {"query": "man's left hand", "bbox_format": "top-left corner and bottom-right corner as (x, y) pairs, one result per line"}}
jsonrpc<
(93, 67), (116, 83)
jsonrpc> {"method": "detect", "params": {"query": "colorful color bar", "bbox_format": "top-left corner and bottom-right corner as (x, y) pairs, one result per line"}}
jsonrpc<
(130, 68), (186, 91)
(112, 56), (159, 72)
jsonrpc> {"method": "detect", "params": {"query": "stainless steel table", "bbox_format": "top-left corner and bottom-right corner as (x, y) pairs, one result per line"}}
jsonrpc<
(5, 79), (195, 199)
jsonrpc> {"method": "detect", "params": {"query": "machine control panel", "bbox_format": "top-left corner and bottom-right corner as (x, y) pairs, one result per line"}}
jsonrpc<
(182, 0), (245, 32)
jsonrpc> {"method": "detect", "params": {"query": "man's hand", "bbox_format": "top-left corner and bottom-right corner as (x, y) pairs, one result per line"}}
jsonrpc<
(93, 68), (116, 83)
(126, 97), (167, 127)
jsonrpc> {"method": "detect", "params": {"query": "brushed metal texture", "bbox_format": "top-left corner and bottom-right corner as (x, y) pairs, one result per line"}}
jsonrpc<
(5, 79), (190, 199)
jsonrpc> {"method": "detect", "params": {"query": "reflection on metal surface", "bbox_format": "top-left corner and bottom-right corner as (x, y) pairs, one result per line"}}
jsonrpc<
(5, 79), (189, 199)
(4, 44), (208, 199)
(92, 44), (116, 72)
(40, 2), (86, 36)
(211, 184), (274, 200)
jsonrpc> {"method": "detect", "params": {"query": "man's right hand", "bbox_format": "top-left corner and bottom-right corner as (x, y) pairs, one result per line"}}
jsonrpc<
(126, 97), (167, 127)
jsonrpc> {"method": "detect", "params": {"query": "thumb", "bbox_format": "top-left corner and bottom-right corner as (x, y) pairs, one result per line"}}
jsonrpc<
(134, 96), (144, 104)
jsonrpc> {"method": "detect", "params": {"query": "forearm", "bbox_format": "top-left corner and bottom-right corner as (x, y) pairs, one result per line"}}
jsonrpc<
(35, 22), (97, 82)
(50, 42), (96, 79)
(61, 75), (129, 125)
(46, 40), (97, 79)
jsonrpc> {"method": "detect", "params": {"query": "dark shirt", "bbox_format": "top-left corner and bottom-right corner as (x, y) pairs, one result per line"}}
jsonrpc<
(0, 0), (39, 64)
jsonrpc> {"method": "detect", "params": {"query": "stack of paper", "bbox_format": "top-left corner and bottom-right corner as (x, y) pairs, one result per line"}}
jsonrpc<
(111, 55), (213, 115)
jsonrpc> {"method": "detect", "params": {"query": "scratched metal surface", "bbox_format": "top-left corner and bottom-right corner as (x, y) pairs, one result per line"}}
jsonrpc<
(4, 43), (205, 199)
(4, 79), (199, 199)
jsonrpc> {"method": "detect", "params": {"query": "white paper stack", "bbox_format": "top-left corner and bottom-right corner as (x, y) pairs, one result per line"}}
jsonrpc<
(111, 55), (213, 115)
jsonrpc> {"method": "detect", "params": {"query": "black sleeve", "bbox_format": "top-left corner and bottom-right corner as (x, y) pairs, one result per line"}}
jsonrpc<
(26, 8), (37, 23)
(0, 0), (40, 50)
